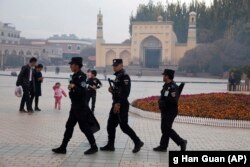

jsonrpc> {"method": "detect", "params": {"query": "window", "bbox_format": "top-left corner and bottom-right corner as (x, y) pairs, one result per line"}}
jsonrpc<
(1, 32), (4, 36)
(68, 44), (72, 50)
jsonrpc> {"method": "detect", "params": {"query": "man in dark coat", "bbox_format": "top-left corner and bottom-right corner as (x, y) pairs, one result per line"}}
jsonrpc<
(100, 59), (144, 153)
(30, 64), (44, 111)
(154, 69), (187, 152)
(86, 70), (102, 113)
(16, 57), (37, 112)
(52, 57), (99, 155)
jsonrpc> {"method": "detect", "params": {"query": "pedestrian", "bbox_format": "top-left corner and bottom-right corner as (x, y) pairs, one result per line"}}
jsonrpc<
(16, 57), (37, 112)
(30, 64), (44, 111)
(87, 69), (92, 79)
(103, 69), (107, 80)
(154, 69), (187, 152)
(228, 72), (236, 91)
(44, 66), (47, 73)
(86, 70), (102, 113)
(100, 59), (144, 153)
(52, 57), (99, 155)
(55, 66), (60, 74)
(53, 82), (67, 110)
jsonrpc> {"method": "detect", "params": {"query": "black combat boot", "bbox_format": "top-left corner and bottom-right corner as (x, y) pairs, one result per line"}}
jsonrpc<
(100, 142), (115, 151)
(180, 140), (187, 151)
(153, 146), (167, 152)
(132, 141), (144, 153)
(52, 147), (67, 154)
(52, 139), (68, 154)
(84, 144), (98, 155)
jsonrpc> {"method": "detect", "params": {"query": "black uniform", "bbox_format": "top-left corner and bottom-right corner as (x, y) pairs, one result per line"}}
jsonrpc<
(106, 69), (140, 145)
(60, 71), (97, 149)
(158, 81), (185, 148)
(86, 78), (102, 112)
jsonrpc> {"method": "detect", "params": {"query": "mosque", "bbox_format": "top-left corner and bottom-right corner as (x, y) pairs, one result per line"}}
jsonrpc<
(95, 11), (197, 69)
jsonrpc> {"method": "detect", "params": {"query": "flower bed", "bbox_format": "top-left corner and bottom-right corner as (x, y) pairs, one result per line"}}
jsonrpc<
(131, 93), (250, 121)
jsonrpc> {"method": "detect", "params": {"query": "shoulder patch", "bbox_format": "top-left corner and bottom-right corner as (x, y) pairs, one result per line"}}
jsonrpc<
(124, 79), (129, 85)
(171, 92), (176, 97)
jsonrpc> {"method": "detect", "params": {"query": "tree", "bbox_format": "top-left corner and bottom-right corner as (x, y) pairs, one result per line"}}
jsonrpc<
(179, 39), (250, 75)
(208, 55), (223, 75)
(243, 64), (250, 79)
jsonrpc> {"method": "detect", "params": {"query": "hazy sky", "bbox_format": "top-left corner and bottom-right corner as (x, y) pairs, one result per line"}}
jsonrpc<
(0, 0), (212, 43)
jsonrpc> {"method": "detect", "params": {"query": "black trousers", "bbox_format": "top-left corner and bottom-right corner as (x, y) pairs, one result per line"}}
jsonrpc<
(20, 83), (33, 110)
(160, 110), (183, 148)
(107, 102), (140, 145)
(61, 105), (96, 148)
(87, 91), (96, 112)
(30, 95), (39, 109)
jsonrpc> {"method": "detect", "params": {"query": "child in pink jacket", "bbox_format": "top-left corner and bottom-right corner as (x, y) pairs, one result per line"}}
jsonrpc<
(53, 82), (67, 110)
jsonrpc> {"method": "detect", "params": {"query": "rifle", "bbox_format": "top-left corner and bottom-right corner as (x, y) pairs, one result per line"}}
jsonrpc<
(108, 78), (114, 92)
(108, 78), (121, 122)
(178, 82), (185, 96)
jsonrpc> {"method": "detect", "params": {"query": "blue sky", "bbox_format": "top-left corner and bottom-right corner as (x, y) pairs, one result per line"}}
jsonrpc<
(0, 0), (212, 43)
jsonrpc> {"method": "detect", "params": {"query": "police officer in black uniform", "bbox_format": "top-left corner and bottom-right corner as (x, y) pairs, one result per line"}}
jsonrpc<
(52, 57), (98, 155)
(154, 69), (187, 152)
(100, 59), (144, 153)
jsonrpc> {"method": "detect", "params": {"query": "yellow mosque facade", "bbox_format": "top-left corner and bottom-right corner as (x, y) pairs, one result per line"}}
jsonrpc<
(96, 11), (197, 68)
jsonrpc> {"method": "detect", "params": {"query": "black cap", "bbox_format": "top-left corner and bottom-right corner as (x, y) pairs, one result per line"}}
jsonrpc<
(91, 70), (97, 76)
(69, 57), (83, 66)
(162, 69), (175, 78)
(112, 59), (123, 66)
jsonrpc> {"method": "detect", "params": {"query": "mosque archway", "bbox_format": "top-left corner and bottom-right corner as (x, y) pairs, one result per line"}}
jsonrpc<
(140, 36), (162, 68)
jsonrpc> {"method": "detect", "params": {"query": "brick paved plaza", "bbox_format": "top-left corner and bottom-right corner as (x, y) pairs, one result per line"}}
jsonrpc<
(0, 75), (249, 167)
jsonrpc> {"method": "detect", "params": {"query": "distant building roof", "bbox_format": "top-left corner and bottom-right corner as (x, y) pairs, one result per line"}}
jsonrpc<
(48, 34), (95, 45)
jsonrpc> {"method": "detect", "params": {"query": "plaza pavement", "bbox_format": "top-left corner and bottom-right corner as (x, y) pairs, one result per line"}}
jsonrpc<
(0, 75), (249, 167)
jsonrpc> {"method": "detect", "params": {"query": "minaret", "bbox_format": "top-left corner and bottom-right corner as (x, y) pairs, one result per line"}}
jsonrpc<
(187, 11), (197, 49)
(96, 10), (104, 43)
(96, 10), (104, 67)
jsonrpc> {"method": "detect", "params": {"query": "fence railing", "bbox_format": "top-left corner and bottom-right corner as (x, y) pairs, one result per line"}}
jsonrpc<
(130, 106), (250, 129)
(227, 83), (250, 92)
